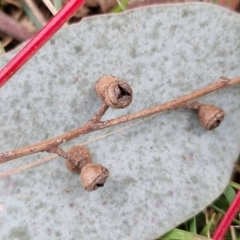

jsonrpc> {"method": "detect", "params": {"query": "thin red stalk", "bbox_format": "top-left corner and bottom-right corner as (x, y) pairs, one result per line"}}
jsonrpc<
(212, 190), (240, 240)
(0, 0), (86, 88)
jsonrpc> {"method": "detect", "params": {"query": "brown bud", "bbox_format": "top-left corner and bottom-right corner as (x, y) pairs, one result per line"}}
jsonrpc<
(95, 75), (133, 109)
(66, 146), (92, 173)
(80, 163), (109, 191)
(198, 104), (224, 130)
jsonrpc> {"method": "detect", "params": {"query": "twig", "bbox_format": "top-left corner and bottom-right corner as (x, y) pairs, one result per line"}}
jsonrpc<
(42, 0), (60, 15)
(89, 104), (109, 123)
(0, 76), (240, 164)
(0, 11), (34, 41)
(0, 41), (5, 56)
(41, 0), (68, 27)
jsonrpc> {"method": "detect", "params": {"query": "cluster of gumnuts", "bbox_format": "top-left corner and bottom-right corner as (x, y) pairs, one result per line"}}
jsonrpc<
(64, 76), (133, 191)
(64, 75), (224, 191)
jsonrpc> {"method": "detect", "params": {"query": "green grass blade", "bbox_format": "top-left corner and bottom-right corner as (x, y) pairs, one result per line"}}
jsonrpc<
(189, 217), (197, 234)
(230, 181), (240, 190)
(53, 0), (62, 11)
(112, 0), (129, 13)
(19, 0), (42, 29)
(184, 222), (189, 231)
(200, 213), (215, 236)
(116, 0), (126, 11)
(223, 184), (236, 204)
(158, 228), (212, 240)
(210, 204), (240, 225)
(213, 197), (229, 209)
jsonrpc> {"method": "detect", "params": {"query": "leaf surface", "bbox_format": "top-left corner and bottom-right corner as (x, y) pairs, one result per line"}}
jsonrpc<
(0, 3), (240, 239)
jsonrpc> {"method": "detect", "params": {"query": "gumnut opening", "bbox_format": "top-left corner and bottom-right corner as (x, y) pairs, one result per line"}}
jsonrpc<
(198, 104), (224, 130)
(80, 163), (109, 191)
(66, 146), (92, 173)
(104, 80), (133, 108)
(95, 75), (133, 108)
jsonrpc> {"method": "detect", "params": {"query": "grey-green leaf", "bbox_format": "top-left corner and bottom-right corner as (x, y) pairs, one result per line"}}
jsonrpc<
(0, 3), (240, 240)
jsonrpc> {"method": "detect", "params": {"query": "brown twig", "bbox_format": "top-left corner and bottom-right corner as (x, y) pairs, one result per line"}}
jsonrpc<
(41, 0), (68, 27)
(88, 103), (109, 123)
(42, 0), (59, 15)
(0, 76), (240, 164)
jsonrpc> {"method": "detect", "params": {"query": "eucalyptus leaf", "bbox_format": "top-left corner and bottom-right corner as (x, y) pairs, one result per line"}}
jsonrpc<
(0, 3), (240, 240)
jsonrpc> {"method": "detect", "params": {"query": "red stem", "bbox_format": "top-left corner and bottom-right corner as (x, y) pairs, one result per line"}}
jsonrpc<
(0, 0), (86, 88)
(212, 190), (240, 240)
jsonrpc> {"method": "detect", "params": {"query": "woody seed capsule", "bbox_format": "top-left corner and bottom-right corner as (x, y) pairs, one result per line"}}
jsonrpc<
(95, 75), (133, 109)
(66, 146), (92, 173)
(198, 104), (224, 130)
(80, 163), (109, 191)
